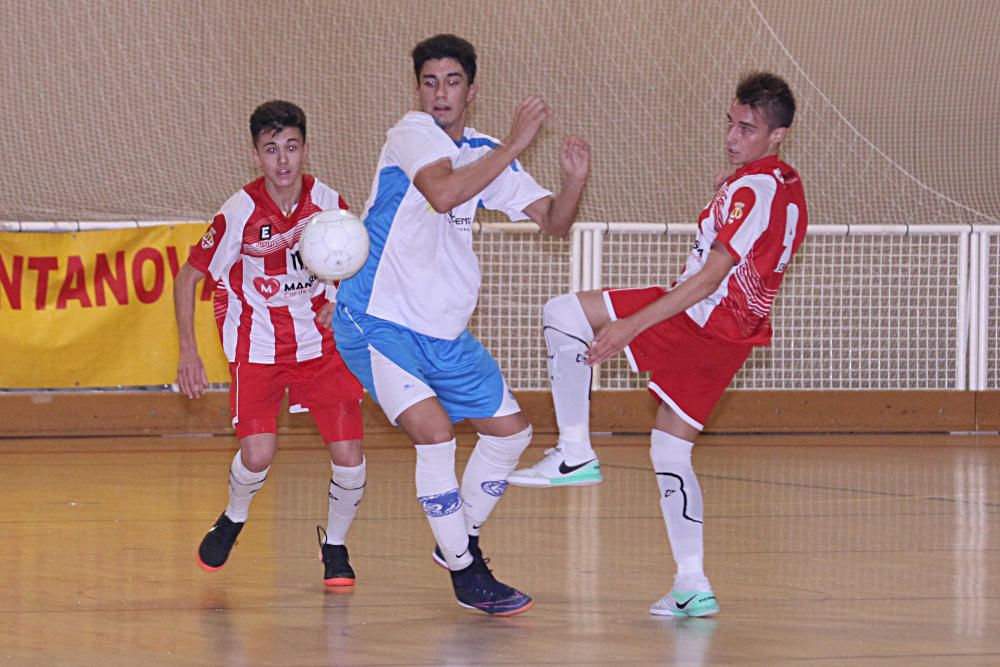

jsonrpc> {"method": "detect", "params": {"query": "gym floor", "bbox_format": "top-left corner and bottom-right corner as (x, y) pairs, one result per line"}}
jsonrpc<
(2, 432), (998, 665)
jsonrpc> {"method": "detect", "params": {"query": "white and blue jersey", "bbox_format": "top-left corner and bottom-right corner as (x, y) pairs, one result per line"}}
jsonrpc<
(337, 111), (550, 340)
(333, 111), (549, 423)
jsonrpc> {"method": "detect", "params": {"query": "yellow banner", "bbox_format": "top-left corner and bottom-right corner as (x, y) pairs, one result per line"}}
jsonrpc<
(0, 225), (229, 388)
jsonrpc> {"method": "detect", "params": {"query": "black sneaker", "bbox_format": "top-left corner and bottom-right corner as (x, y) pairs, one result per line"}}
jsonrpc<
(317, 526), (356, 587)
(449, 553), (533, 616)
(432, 534), (482, 569)
(197, 512), (244, 572)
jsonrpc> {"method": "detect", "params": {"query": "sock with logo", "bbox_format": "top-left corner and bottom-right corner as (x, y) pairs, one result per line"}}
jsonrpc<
(415, 440), (472, 570)
(225, 450), (269, 523)
(460, 426), (533, 536)
(544, 293), (597, 464)
(650, 429), (709, 590)
(324, 458), (366, 545)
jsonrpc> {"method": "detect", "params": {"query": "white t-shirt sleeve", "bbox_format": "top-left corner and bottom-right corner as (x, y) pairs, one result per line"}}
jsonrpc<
(478, 160), (552, 221)
(387, 113), (459, 181)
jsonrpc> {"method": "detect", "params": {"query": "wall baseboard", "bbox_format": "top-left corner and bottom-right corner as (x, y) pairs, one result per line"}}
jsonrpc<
(0, 390), (991, 439)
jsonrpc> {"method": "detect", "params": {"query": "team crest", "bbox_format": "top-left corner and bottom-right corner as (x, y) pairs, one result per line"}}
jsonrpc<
(200, 228), (216, 249)
(728, 202), (745, 221)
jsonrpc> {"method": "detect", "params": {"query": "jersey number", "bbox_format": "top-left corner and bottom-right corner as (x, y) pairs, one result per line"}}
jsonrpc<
(775, 204), (799, 273)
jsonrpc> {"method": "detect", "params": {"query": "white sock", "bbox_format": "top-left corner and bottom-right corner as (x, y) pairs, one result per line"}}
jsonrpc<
(649, 429), (709, 591)
(324, 458), (366, 545)
(225, 450), (268, 523)
(415, 440), (472, 570)
(461, 426), (532, 535)
(544, 293), (596, 464)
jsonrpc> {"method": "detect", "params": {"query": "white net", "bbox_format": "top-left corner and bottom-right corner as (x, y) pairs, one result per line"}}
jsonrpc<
(0, 0), (995, 227)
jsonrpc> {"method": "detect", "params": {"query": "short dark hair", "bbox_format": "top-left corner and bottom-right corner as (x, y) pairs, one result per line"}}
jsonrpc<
(735, 72), (795, 130)
(412, 34), (477, 84)
(249, 100), (307, 145)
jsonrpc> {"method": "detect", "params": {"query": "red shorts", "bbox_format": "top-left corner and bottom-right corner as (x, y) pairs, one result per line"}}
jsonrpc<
(604, 286), (753, 430)
(229, 352), (364, 442)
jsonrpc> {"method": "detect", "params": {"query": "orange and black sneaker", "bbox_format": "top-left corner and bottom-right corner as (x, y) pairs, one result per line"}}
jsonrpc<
(317, 526), (356, 587)
(197, 512), (244, 572)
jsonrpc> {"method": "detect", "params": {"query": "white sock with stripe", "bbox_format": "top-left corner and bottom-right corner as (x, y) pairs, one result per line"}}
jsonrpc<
(225, 450), (268, 523)
(461, 426), (533, 535)
(415, 440), (472, 570)
(543, 293), (597, 464)
(324, 458), (366, 545)
(650, 429), (710, 591)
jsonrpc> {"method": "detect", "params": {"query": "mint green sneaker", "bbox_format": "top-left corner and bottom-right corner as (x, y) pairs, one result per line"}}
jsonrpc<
(507, 447), (602, 487)
(649, 589), (720, 617)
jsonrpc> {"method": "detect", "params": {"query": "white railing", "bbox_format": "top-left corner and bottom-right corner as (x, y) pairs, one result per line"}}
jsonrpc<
(475, 222), (993, 391)
(6, 221), (1000, 391)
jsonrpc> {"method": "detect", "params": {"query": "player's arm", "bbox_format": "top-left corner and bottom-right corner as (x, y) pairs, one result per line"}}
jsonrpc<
(523, 135), (591, 237)
(586, 245), (737, 366)
(413, 96), (551, 213)
(173, 261), (210, 398)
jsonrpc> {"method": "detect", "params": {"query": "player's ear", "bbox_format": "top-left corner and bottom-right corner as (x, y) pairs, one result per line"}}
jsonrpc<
(466, 82), (478, 104)
(768, 126), (787, 145)
(251, 144), (263, 170)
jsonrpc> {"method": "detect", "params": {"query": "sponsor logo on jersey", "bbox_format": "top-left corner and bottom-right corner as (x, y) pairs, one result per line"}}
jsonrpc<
(446, 210), (472, 230)
(282, 275), (318, 297)
(260, 225), (272, 240)
(200, 228), (216, 249)
(253, 277), (281, 299)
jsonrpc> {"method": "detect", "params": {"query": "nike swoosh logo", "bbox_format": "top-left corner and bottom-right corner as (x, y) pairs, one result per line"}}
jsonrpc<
(558, 459), (596, 474)
(676, 595), (697, 609)
(472, 523), (482, 531)
(456, 550), (468, 559)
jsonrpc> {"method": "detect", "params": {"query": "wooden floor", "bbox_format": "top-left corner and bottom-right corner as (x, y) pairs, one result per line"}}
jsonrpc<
(2, 432), (999, 666)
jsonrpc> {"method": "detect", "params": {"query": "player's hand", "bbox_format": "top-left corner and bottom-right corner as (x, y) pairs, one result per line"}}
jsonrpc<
(315, 301), (336, 332)
(176, 350), (209, 399)
(713, 168), (735, 190)
(506, 96), (552, 153)
(560, 136), (591, 182)
(585, 318), (639, 367)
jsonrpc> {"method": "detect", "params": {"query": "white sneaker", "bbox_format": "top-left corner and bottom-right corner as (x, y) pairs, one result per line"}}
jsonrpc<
(649, 588), (720, 617)
(507, 447), (602, 487)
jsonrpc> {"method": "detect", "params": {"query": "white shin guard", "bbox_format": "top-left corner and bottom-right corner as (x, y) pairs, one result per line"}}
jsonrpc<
(650, 430), (705, 580)
(225, 451), (268, 523)
(324, 459), (366, 545)
(415, 440), (471, 570)
(461, 425), (533, 535)
(543, 293), (596, 462)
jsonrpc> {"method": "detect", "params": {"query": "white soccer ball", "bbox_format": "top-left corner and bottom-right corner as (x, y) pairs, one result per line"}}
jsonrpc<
(299, 209), (370, 281)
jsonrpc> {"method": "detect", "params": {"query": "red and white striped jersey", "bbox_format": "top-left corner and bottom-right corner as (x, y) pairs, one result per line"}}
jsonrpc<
(677, 155), (807, 345)
(187, 174), (348, 364)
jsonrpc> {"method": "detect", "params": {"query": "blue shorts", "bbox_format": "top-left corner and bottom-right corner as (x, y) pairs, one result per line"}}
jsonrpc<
(332, 303), (520, 424)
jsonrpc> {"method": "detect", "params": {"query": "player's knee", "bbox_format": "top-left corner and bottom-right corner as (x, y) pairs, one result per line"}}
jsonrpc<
(543, 292), (577, 327)
(477, 425), (533, 467)
(327, 439), (364, 468)
(544, 292), (595, 340)
(239, 448), (274, 473)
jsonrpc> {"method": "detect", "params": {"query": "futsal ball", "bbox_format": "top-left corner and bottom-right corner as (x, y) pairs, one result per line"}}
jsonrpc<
(299, 209), (370, 281)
